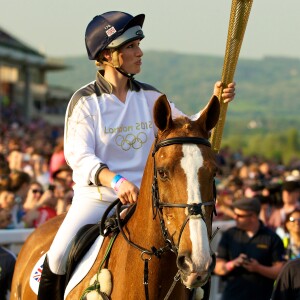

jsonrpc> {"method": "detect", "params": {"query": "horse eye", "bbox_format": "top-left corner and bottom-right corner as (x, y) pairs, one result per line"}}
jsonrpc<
(157, 168), (168, 180)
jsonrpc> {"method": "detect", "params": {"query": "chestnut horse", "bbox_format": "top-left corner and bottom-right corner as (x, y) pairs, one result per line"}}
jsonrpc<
(11, 94), (220, 300)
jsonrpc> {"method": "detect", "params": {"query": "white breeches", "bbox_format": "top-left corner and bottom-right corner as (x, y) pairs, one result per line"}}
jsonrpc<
(47, 186), (117, 274)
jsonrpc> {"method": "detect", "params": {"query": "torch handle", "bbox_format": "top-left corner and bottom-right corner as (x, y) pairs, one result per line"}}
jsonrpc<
(210, 0), (254, 152)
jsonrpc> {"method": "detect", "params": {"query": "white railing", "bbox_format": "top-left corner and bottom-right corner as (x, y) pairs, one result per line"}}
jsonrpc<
(0, 220), (236, 300)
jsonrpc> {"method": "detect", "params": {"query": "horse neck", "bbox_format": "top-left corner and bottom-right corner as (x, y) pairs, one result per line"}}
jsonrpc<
(127, 150), (164, 246)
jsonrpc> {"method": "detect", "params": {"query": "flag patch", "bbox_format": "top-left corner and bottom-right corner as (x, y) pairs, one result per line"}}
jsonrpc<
(106, 26), (116, 37)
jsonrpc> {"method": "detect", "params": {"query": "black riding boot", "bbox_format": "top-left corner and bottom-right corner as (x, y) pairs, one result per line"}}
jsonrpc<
(38, 256), (66, 300)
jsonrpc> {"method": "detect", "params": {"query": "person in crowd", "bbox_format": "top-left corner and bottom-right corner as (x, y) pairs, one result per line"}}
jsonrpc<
(214, 197), (285, 300)
(53, 177), (73, 215)
(267, 178), (300, 236)
(282, 208), (300, 260)
(0, 190), (14, 228)
(8, 170), (31, 228)
(52, 164), (73, 189)
(271, 258), (300, 300)
(0, 246), (16, 300)
(0, 159), (11, 192)
(6, 137), (23, 172)
(259, 182), (283, 226)
(215, 189), (236, 220)
(22, 181), (57, 228)
(0, 208), (12, 228)
(48, 137), (66, 182)
(30, 150), (51, 189)
(37, 11), (236, 300)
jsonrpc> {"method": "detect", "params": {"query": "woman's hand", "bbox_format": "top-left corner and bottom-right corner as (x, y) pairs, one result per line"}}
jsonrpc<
(117, 180), (139, 205)
(214, 81), (236, 103)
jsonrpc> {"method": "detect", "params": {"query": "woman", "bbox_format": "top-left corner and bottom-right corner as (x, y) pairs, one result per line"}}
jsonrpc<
(38, 11), (236, 300)
(283, 208), (300, 260)
(22, 181), (57, 228)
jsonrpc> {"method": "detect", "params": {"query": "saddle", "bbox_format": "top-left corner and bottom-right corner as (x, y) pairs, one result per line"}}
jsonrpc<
(64, 200), (136, 287)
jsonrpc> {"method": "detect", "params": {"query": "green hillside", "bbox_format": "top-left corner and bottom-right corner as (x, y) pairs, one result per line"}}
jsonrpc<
(47, 52), (300, 163)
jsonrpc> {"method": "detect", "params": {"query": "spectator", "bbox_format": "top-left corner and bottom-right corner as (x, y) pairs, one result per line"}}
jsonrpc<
(214, 197), (285, 300)
(0, 162), (11, 192)
(22, 181), (57, 228)
(52, 164), (73, 188)
(267, 178), (300, 236)
(215, 189), (235, 220)
(8, 170), (31, 228)
(22, 181), (45, 211)
(48, 137), (66, 182)
(30, 151), (51, 189)
(6, 137), (23, 171)
(282, 208), (300, 260)
(0, 246), (16, 300)
(52, 177), (72, 215)
(0, 190), (15, 229)
(271, 258), (300, 300)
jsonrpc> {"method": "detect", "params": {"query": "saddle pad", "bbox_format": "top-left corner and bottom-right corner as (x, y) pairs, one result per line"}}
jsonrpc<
(29, 253), (47, 294)
(64, 235), (104, 299)
(29, 235), (104, 298)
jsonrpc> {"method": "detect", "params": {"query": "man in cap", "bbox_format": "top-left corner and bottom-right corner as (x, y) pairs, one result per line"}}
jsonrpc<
(214, 197), (285, 300)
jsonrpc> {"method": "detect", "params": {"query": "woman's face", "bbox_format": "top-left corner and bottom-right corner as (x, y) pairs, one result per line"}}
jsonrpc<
(286, 211), (300, 236)
(28, 183), (43, 200)
(0, 191), (15, 209)
(118, 39), (143, 74)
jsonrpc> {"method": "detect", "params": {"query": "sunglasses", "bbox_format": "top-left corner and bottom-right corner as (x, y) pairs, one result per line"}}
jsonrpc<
(32, 189), (43, 194)
(289, 217), (300, 223)
(234, 213), (253, 218)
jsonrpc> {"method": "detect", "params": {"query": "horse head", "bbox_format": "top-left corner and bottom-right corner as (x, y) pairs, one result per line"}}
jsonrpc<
(152, 94), (220, 289)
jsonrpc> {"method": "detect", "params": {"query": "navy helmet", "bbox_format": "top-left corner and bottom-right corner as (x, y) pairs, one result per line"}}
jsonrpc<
(85, 11), (145, 60)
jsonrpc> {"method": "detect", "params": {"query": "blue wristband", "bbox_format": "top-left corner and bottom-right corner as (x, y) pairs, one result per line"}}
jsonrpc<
(111, 174), (123, 189)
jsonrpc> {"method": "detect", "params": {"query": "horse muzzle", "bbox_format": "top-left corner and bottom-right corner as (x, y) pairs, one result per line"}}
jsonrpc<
(177, 253), (216, 288)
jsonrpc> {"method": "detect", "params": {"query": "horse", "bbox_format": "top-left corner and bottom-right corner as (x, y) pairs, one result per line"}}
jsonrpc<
(10, 93), (220, 300)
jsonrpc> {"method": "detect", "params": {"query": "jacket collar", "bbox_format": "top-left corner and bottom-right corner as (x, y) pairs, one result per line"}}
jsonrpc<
(95, 70), (141, 96)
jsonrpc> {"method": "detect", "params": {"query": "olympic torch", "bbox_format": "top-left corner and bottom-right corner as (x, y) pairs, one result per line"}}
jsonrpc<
(210, 0), (254, 152)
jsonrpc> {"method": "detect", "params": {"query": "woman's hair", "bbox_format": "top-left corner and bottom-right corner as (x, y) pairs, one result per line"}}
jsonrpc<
(9, 170), (31, 192)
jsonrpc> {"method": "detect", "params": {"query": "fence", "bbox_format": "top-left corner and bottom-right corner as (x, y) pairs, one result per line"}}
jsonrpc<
(0, 220), (235, 300)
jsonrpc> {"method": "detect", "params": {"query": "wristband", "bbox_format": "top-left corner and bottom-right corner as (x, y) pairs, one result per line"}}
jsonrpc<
(225, 261), (234, 272)
(111, 174), (126, 191)
(111, 175), (122, 188)
(114, 177), (127, 192)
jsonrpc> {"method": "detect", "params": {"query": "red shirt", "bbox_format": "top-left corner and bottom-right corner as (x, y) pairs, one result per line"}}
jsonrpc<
(33, 207), (57, 228)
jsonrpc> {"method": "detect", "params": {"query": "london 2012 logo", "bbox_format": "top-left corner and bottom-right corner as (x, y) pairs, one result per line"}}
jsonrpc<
(115, 132), (147, 151)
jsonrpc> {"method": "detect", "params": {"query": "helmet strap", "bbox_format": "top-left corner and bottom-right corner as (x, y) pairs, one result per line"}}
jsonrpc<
(110, 49), (135, 79)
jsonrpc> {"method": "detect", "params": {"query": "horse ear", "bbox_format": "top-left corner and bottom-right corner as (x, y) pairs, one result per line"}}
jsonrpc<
(197, 95), (220, 132)
(153, 94), (173, 131)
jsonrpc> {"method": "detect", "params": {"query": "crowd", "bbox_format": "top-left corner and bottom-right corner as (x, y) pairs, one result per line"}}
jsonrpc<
(1, 111), (300, 299)
(0, 118), (73, 230)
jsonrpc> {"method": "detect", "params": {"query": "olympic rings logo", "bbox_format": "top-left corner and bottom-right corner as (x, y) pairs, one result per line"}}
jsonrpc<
(115, 132), (147, 151)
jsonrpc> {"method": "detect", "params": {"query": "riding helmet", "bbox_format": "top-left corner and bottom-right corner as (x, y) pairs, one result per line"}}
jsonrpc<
(85, 11), (145, 60)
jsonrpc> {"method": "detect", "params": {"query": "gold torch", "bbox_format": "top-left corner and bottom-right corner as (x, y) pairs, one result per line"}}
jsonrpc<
(210, 0), (254, 152)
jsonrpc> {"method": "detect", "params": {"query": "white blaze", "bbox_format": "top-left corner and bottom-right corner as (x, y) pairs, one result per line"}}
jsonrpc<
(181, 145), (211, 270)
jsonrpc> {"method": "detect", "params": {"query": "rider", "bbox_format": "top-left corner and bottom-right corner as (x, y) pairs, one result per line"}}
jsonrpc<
(38, 11), (236, 299)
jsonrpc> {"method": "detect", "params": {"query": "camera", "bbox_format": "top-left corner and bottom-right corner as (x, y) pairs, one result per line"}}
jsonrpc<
(48, 184), (55, 191)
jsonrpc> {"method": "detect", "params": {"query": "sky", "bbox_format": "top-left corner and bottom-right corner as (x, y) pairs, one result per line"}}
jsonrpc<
(0, 0), (299, 60)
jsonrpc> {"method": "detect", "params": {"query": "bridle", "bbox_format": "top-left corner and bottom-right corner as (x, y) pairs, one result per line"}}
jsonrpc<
(151, 136), (217, 254)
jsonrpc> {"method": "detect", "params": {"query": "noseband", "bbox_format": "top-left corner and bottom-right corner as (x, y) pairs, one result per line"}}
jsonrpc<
(151, 136), (217, 253)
